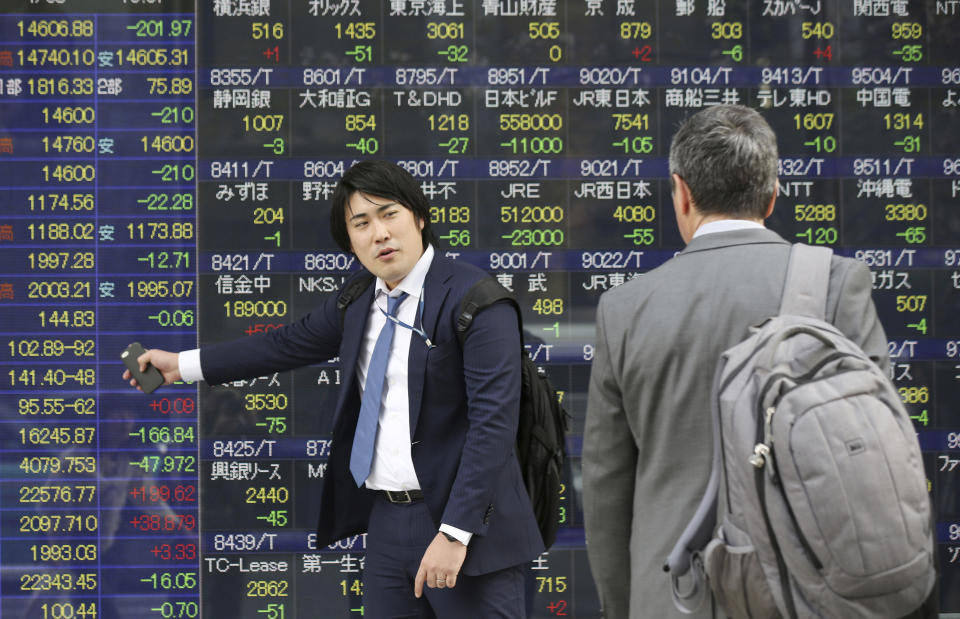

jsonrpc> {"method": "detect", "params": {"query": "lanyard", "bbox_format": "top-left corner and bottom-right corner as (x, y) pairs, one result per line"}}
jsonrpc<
(378, 289), (434, 349)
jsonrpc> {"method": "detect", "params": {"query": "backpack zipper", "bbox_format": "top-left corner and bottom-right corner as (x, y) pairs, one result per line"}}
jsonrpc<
(752, 400), (824, 572)
(755, 461), (799, 619)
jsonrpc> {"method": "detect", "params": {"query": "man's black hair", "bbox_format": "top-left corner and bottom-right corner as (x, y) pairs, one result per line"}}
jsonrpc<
(329, 160), (437, 253)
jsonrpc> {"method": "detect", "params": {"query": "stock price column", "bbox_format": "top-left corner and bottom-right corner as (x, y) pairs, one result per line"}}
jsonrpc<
(472, 5), (607, 617)
(0, 1), (199, 618)
(197, 2), (311, 619)
(0, 7), (99, 619)
(97, 3), (200, 619)
(838, 5), (960, 601)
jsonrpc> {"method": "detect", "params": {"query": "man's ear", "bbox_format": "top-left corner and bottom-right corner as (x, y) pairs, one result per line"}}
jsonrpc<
(671, 173), (692, 217)
(672, 174), (698, 244)
(763, 181), (777, 219)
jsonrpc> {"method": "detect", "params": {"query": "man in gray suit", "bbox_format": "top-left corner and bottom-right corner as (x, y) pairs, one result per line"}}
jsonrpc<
(582, 105), (890, 618)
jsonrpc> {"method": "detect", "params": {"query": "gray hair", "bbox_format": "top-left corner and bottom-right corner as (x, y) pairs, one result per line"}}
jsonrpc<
(668, 105), (778, 219)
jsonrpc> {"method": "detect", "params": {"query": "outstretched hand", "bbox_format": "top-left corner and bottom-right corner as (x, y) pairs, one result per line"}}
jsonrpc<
(122, 348), (181, 391)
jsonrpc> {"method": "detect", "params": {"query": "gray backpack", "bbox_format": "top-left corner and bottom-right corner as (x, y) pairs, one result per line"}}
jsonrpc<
(665, 244), (935, 618)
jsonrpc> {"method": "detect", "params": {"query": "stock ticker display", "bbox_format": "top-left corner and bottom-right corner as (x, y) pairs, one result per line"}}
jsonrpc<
(1, 0), (960, 617)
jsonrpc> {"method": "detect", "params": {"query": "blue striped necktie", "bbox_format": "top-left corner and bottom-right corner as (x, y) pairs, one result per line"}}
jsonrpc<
(350, 292), (408, 486)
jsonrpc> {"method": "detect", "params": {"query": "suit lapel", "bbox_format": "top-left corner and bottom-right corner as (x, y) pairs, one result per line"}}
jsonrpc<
(407, 255), (453, 436)
(336, 281), (375, 425)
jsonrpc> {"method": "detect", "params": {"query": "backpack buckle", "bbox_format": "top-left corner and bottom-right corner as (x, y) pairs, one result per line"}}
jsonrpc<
(456, 302), (478, 334)
(749, 443), (770, 469)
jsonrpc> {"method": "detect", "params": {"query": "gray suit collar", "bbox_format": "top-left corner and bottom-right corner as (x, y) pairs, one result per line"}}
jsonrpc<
(679, 227), (789, 255)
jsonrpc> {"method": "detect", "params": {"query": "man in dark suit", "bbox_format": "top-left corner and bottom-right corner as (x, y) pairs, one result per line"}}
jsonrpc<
(582, 105), (898, 618)
(125, 160), (543, 618)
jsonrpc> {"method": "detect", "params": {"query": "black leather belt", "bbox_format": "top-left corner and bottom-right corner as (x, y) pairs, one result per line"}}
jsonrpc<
(380, 489), (424, 503)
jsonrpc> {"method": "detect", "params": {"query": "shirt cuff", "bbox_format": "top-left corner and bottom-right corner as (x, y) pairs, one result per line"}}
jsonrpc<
(439, 524), (472, 546)
(178, 349), (204, 383)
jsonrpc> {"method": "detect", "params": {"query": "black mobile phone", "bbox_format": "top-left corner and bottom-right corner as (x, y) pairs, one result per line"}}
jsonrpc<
(121, 342), (165, 394)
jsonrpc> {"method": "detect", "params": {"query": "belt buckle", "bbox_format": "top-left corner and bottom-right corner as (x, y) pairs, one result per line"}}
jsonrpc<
(388, 490), (413, 504)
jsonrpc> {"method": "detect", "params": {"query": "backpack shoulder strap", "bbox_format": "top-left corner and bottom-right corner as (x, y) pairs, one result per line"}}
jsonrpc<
(337, 273), (375, 329)
(456, 277), (522, 347)
(778, 243), (833, 320)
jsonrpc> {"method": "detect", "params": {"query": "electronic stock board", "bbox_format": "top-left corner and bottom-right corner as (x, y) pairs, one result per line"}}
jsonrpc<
(1, 0), (959, 617)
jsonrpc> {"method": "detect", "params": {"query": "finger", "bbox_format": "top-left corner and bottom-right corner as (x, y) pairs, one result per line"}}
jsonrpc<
(414, 567), (425, 598)
(434, 575), (445, 589)
(137, 351), (150, 373)
(445, 573), (457, 588)
(122, 370), (131, 381)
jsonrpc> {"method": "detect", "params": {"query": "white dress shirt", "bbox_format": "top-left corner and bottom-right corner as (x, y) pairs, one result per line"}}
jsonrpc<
(179, 244), (471, 544)
(359, 244), (433, 493)
(693, 218), (766, 239)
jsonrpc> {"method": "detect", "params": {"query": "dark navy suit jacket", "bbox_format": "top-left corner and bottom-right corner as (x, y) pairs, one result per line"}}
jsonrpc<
(200, 253), (544, 575)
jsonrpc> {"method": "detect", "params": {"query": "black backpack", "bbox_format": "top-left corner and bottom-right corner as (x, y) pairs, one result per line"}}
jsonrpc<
(336, 273), (569, 549)
(456, 276), (570, 550)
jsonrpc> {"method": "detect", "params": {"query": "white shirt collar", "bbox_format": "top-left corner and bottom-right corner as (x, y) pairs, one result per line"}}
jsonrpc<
(693, 219), (766, 239)
(374, 244), (435, 301)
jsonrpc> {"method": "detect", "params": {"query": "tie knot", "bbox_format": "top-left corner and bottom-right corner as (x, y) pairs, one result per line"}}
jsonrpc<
(386, 292), (407, 316)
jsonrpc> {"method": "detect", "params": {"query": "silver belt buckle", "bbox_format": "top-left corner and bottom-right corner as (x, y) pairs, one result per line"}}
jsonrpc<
(388, 490), (412, 503)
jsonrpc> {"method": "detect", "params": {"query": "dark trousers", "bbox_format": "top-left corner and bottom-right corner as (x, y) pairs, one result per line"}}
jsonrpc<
(364, 495), (526, 619)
